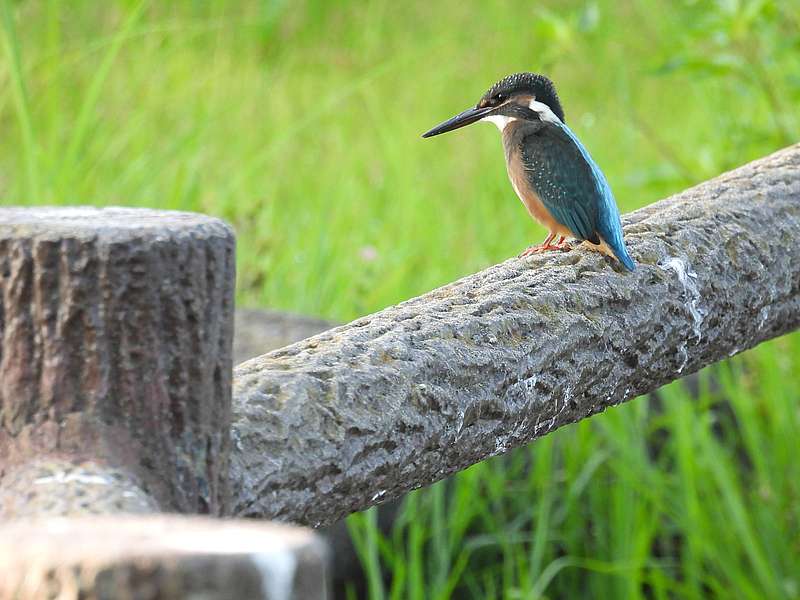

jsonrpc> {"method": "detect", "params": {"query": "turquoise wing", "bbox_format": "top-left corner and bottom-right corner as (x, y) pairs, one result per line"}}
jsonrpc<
(519, 121), (635, 270)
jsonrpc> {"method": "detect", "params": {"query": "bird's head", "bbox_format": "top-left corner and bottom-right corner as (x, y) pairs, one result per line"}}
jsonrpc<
(421, 72), (565, 138)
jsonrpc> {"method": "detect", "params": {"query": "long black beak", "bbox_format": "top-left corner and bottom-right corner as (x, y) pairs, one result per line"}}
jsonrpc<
(421, 105), (495, 138)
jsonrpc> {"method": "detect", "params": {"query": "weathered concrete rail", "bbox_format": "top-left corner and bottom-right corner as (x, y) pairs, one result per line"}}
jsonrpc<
(231, 144), (800, 527)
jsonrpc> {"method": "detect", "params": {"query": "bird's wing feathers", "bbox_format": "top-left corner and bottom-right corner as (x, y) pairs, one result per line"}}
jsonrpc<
(519, 122), (602, 243)
(520, 120), (635, 270)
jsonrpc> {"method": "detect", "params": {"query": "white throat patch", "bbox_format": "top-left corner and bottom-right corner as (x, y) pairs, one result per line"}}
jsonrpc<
(481, 114), (517, 132)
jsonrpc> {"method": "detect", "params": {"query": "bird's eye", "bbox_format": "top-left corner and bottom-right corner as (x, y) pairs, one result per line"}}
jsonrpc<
(494, 93), (506, 104)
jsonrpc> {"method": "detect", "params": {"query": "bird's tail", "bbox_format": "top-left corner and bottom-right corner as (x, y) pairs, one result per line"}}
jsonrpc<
(590, 236), (636, 272)
(615, 245), (636, 272)
(598, 229), (636, 272)
(593, 197), (635, 271)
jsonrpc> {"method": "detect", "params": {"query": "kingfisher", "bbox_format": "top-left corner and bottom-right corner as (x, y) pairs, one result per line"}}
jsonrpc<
(422, 72), (635, 271)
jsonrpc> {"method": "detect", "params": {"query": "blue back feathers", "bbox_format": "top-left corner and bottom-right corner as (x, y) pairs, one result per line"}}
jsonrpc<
(555, 122), (636, 271)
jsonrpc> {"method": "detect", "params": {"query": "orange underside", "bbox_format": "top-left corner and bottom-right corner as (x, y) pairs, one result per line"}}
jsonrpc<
(508, 170), (617, 260)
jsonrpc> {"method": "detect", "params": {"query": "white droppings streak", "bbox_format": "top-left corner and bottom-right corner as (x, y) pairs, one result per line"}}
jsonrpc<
(659, 256), (706, 374)
(676, 344), (689, 374)
(34, 471), (113, 486)
(251, 549), (298, 600)
(454, 409), (465, 434)
(562, 386), (573, 405)
(523, 374), (538, 391)
(758, 305), (770, 330)
(659, 256), (705, 340)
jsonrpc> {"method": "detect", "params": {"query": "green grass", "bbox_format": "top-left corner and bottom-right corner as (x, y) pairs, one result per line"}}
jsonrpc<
(1, 1), (799, 597)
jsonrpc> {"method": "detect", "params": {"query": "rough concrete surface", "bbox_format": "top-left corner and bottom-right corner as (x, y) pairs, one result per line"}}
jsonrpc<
(231, 144), (800, 527)
(0, 459), (158, 519)
(232, 308), (387, 585)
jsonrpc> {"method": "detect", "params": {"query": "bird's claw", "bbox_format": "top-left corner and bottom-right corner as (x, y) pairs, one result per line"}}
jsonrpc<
(519, 242), (572, 258)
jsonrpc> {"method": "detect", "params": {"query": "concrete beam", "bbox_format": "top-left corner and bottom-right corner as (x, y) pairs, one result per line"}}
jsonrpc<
(231, 144), (800, 527)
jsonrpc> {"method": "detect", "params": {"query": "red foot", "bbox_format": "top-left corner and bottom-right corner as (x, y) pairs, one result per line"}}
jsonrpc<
(519, 244), (566, 257)
(519, 235), (573, 257)
(553, 236), (573, 252)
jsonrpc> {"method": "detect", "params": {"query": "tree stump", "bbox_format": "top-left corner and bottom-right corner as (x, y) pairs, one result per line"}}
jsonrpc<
(0, 207), (236, 516)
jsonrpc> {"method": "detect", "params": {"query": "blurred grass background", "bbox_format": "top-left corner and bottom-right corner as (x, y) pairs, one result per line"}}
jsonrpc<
(1, 0), (799, 598)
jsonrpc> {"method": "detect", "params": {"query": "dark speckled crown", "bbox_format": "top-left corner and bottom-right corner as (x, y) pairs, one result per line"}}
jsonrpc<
(481, 73), (565, 123)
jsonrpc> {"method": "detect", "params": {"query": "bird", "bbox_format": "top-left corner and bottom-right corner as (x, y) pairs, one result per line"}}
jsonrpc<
(422, 72), (635, 271)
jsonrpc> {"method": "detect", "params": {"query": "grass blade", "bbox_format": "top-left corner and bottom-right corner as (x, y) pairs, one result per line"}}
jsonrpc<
(0, 0), (39, 199)
(56, 0), (148, 187)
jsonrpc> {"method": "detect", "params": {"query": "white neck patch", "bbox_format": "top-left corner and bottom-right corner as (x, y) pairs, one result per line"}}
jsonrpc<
(528, 99), (561, 124)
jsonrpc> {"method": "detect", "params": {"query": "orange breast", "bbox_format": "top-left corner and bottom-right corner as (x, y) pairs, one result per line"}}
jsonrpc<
(504, 141), (572, 238)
